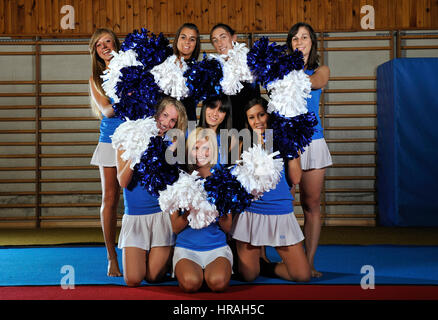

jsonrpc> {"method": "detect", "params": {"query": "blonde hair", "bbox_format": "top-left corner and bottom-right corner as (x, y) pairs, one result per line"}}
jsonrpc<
(155, 97), (188, 133)
(186, 127), (218, 173)
(89, 28), (120, 119)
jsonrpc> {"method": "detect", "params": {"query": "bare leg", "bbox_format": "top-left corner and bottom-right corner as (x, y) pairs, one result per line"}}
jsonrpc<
(174, 259), (204, 293)
(300, 168), (325, 278)
(204, 257), (232, 292)
(122, 247), (146, 287)
(235, 240), (261, 282)
(274, 242), (311, 282)
(260, 246), (269, 263)
(146, 246), (173, 282)
(99, 166), (122, 277)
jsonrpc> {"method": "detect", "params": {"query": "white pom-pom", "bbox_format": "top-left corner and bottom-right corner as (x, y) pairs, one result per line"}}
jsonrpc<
(150, 55), (189, 100)
(101, 50), (143, 103)
(111, 117), (159, 169)
(231, 144), (284, 199)
(212, 42), (255, 96)
(266, 70), (312, 118)
(159, 171), (218, 229)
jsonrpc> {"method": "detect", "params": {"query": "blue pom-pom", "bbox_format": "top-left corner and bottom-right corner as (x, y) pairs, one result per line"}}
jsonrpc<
(121, 28), (173, 71)
(247, 37), (305, 87)
(112, 67), (162, 120)
(287, 48), (306, 71)
(133, 136), (180, 196)
(203, 165), (254, 217)
(184, 54), (223, 103)
(271, 112), (318, 159)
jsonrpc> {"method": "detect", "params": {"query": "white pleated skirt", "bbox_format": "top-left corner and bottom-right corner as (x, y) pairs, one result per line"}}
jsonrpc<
(230, 211), (304, 247)
(90, 142), (117, 167)
(118, 212), (175, 251)
(300, 138), (333, 171)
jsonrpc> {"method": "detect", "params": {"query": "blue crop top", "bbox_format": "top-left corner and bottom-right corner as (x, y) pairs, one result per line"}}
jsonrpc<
(245, 169), (293, 215)
(98, 98), (124, 143)
(175, 220), (227, 251)
(99, 116), (124, 143)
(304, 69), (324, 140)
(123, 181), (161, 215)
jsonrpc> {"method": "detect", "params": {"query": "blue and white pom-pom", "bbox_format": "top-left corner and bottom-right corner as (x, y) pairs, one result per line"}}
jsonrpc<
(213, 41), (255, 95)
(101, 29), (172, 104)
(157, 146), (284, 228)
(111, 117), (159, 169)
(100, 28), (173, 120)
(231, 144), (284, 199)
(101, 49), (143, 104)
(150, 55), (190, 100)
(247, 37), (317, 159)
(204, 165), (254, 217)
(159, 171), (218, 229)
(266, 70), (312, 118)
(247, 37), (311, 117)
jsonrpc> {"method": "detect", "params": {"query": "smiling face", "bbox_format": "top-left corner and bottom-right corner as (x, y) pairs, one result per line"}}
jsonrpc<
(95, 33), (116, 66)
(205, 102), (227, 131)
(290, 26), (312, 64)
(246, 104), (269, 135)
(186, 128), (218, 172)
(191, 138), (213, 168)
(156, 104), (178, 136)
(177, 27), (198, 60)
(211, 27), (235, 56)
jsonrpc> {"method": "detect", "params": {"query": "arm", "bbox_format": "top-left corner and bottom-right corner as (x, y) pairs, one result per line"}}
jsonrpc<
(218, 213), (233, 234)
(116, 149), (133, 188)
(89, 77), (115, 118)
(287, 157), (302, 186)
(308, 65), (330, 90)
(170, 210), (189, 234)
(229, 135), (240, 164)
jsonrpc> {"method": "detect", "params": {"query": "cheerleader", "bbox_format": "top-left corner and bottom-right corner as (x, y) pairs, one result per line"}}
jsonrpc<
(88, 28), (124, 277)
(230, 97), (311, 282)
(209, 23), (260, 131)
(287, 22), (333, 278)
(198, 94), (240, 165)
(173, 23), (201, 122)
(116, 97), (188, 287)
(198, 95), (232, 134)
(171, 127), (233, 293)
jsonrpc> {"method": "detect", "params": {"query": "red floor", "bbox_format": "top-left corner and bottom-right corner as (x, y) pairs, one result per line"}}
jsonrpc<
(1, 284), (437, 300)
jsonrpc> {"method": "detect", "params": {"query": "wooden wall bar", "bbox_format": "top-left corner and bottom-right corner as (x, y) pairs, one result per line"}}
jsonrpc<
(1, 0), (438, 36)
(2, 31), (437, 228)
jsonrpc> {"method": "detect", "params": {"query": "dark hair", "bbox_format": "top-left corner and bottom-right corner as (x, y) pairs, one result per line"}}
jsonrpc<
(209, 23), (235, 42)
(286, 22), (319, 70)
(242, 97), (274, 152)
(173, 23), (201, 61)
(198, 95), (232, 132)
(244, 97), (270, 130)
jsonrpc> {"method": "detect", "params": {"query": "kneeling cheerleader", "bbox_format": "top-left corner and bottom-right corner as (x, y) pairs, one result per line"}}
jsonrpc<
(230, 97), (311, 282)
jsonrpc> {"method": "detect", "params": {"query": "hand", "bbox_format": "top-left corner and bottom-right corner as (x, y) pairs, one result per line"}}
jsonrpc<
(219, 213), (233, 234)
(170, 210), (189, 234)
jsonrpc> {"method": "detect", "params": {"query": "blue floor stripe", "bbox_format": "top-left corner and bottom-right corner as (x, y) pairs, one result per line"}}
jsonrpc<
(1, 245), (437, 286)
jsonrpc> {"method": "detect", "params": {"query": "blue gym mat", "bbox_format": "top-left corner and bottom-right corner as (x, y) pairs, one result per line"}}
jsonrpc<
(0, 245), (437, 286)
